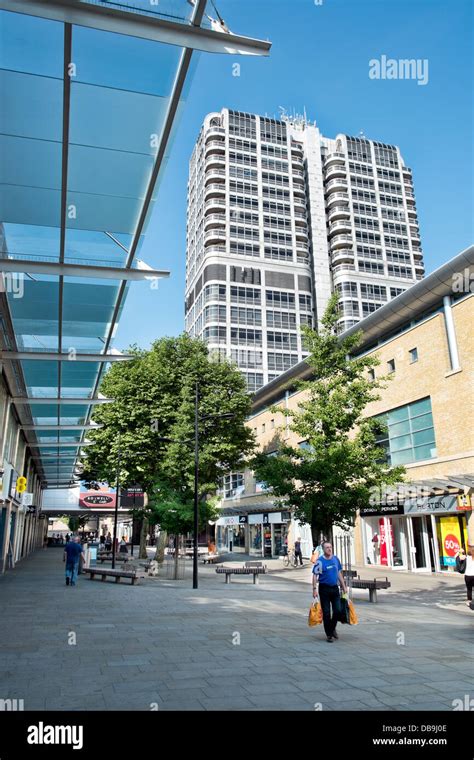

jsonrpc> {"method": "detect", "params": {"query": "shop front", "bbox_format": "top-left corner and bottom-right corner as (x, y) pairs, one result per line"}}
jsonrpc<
(360, 493), (471, 573)
(217, 510), (291, 557)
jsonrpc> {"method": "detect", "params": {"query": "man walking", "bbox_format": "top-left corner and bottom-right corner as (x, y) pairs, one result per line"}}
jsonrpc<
(63, 537), (85, 587)
(294, 536), (304, 566)
(312, 540), (348, 642)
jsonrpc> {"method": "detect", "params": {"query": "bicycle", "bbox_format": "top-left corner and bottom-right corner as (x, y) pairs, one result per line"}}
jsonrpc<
(282, 548), (297, 568)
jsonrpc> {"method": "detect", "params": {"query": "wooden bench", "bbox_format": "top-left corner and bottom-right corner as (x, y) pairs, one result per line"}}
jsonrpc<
(349, 576), (391, 603)
(84, 567), (143, 585)
(216, 563), (267, 584)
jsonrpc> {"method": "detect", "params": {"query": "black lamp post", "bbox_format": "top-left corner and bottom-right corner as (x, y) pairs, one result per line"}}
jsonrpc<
(151, 382), (233, 590)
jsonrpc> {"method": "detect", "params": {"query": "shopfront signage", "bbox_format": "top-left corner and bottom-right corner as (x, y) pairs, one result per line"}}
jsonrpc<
(404, 495), (458, 515)
(360, 504), (404, 517)
(456, 494), (471, 511)
(120, 485), (145, 508)
(79, 491), (116, 509)
(222, 516), (240, 526)
(238, 515), (248, 524)
(438, 516), (464, 567)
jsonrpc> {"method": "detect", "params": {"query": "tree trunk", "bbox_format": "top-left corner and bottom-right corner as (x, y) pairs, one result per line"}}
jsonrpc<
(139, 517), (149, 559)
(154, 530), (167, 563)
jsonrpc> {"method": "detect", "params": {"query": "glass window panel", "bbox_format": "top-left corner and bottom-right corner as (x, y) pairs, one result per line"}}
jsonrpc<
(389, 434), (412, 452)
(0, 186), (62, 229)
(2, 224), (60, 260)
(413, 444), (436, 461)
(391, 448), (416, 465)
(410, 412), (433, 432)
(69, 82), (167, 154)
(388, 419), (410, 437)
(65, 229), (131, 267)
(412, 429), (436, 447)
(0, 11), (64, 78)
(388, 405), (409, 423)
(0, 70), (63, 141)
(1, 136), (61, 193)
(72, 26), (181, 96)
(408, 397), (432, 417)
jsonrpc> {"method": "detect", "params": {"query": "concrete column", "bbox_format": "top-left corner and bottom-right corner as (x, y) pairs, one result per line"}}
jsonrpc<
(443, 295), (460, 370)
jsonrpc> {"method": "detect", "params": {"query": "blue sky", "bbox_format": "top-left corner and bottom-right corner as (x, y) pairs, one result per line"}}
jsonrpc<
(115, 0), (473, 350)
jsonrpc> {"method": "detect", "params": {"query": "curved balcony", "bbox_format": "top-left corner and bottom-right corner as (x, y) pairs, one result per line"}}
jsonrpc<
(205, 198), (226, 213)
(205, 182), (226, 199)
(205, 140), (225, 156)
(204, 228), (226, 244)
(326, 191), (349, 208)
(205, 126), (225, 141)
(292, 154), (304, 168)
(328, 205), (351, 223)
(325, 177), (348, 193)
(328, 219), (352, 236)
(294, 215), (307, 227)
(296, 242), (310, 255)
(294, 196), (306, 209)
(204, 244), (226, 255)
(291, 142), (303, 155)
(332, 263), (356, 276)
(325, 164), (346, 182)
(292, 168), (305, 178)
(292, 183), (306, 198)
(331, 249), (355, 266)
(205, 168), (226, 185)
(205, 154), (226, 169)
(295, 227), (309, 242)
(330, 233), (353, 251)
(204, 213), (226, 230)
(324, 151), (345, 167)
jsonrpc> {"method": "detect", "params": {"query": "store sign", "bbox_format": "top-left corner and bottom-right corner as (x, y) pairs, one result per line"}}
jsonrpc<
(404, 495), (457, 515)
(120, 485), (145, 508)
(456, 494), (471, 511)
(438, 516), (463, 567)
(21, 493), (33, 507)
(79, 491), (116, 509)
(223, 516), (240, 526)
(238, 515), (248, 524)
(360, 504), (404, 517)
(248, 514), (263, 525)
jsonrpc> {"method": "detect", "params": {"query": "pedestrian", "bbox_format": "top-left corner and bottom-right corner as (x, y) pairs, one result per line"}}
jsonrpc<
(63, 537), (85, 587)
(456, 545), (474, 609)
(105, 532), (112, 551)
(65, 533), (70, 543)
(312, 540), (349, 642)
(99, 533), (105, 546)
(119, 536), (128, 556)
(294, 536), (303, 566)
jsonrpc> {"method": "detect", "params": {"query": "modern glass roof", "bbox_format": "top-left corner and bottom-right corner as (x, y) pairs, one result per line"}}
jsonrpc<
(0, 0), (270, 490)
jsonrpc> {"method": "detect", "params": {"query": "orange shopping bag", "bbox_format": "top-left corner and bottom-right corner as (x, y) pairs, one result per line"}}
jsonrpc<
(308, 601), (323, 627)
(348, 600), (358, 625)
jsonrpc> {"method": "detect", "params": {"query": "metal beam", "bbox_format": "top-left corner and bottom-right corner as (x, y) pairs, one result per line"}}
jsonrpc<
(0, 0), (272, 56)
(21, 423), (102, 431)
(1, 352), (133, 362)
(12, 397), (115, 405)
(28, 442), (94, 448)
(0, 258), (170, 281)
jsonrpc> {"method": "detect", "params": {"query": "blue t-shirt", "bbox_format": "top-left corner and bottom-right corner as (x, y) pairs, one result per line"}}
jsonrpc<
(64, 542), (83, 564)
(312, 555), (342, 586)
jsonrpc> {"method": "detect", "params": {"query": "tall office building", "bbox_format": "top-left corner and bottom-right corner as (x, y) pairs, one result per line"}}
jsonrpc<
(185, 109), (424, 390)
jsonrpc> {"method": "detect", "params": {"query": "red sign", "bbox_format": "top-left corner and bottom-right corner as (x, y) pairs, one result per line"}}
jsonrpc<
(79, 491), (116, 509)
(443, 533), (460, 557)
(379, 518), (394, 566)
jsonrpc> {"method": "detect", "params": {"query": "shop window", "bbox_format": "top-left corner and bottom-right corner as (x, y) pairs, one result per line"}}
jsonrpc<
(373, 397), (436, 466)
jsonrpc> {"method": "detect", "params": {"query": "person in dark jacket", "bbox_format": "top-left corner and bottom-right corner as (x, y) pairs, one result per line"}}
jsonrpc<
(456, 545), (474, 609)
(294, 536), (304, 566)
(63, 537), (85, 586)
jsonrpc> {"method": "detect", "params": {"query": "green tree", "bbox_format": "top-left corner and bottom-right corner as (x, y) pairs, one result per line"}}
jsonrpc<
(251, 295), (405, 544)
(81, 335), (255, 551)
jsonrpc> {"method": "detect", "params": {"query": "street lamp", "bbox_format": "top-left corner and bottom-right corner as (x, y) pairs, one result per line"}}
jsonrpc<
(150, 381), (233, 589)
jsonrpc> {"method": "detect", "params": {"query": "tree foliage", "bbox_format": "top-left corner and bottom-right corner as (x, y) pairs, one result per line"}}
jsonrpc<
(81, 334), (255, 534)
(251, 295), (405, 542)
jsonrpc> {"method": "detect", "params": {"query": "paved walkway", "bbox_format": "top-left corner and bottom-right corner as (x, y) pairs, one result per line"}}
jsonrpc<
(0, 548), (472, 711)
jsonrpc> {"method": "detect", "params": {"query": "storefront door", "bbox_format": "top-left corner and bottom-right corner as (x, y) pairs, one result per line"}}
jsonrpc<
(408, 516), (431, 571)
